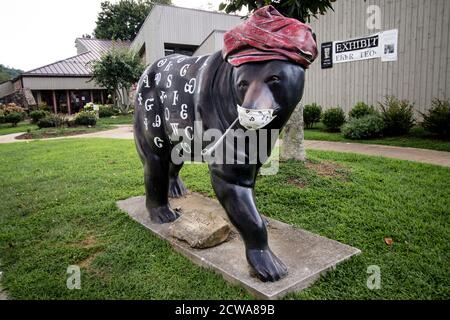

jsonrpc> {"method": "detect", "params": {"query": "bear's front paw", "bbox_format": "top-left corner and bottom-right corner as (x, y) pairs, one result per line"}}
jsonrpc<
(246, 248), (288, 282)
(149, 205), (180, 224)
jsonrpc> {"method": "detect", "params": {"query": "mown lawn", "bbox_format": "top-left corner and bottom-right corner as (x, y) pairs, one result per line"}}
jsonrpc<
(0, 139), (448, 299)
(304, 124), (450, 152)
(97, 114), (133, 125)
(0, 122), (37, 135)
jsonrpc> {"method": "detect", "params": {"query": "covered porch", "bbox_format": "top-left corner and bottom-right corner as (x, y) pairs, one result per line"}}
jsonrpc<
(34, 89), (109, 115)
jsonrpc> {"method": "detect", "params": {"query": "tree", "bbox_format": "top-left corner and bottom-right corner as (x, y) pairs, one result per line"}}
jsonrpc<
(0, 64), (23, 82)
(91, 48), (145, 114)
(219, 1), (335, 162)
(219, 0), (335, 23)
(94, 0), (171, 41)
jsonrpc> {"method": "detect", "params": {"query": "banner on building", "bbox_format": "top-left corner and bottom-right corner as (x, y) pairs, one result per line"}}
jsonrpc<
(321, 29), (398, 68)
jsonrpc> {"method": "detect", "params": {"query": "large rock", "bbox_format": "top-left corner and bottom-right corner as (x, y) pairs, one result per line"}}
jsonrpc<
(169, 210), (231, 249)
(281, 103), (306, 161)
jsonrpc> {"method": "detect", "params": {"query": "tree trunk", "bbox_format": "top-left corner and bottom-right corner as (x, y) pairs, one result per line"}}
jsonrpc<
(281, 102), (306, 162)
(115, 87), (130, 115)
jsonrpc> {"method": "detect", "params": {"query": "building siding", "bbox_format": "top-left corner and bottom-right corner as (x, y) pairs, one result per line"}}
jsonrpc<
(0, 82), (14, 98)
(194, 30), (226, 56)
(22, 77), (103, 90)
(132, 5), (242, 65)
(302, 0), (450, 115)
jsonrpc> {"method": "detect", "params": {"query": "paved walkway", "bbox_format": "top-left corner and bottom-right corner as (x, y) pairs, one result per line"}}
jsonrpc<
(0, 125), (449, 167)
(304, 140), (450, 167)
(0, 125), (133, 144)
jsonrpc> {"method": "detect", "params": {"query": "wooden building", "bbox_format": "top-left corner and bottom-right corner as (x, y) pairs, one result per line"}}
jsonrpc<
(303, 0), (450, 115)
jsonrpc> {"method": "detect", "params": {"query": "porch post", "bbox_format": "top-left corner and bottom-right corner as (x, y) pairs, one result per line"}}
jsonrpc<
(36, 91), (42, 105)
(52, 90), (57, 114)
(100, 90), (104, 104)
(90, 90), (94, 103)
(66, 90), (71, 115)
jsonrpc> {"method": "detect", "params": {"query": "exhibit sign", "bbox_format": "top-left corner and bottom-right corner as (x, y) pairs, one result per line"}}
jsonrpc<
(321, 29), (398, 68)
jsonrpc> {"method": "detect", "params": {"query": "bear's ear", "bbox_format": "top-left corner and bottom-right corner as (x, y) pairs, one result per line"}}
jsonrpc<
(196, 51), (238, 132)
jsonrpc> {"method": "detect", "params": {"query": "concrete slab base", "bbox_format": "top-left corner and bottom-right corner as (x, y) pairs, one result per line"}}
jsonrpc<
(117, 193), (360, 300)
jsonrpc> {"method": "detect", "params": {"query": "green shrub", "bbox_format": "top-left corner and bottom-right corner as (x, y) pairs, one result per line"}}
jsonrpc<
(303, 103), (322, 129)
(37, 113), (67, 129)
(379, 96), (415, 136)
(322, 107), (346, 131)
(0, 110), (5, 124)
(99, 105), (116, 118)
(349, 102), (376, 119)
(0, 103), (25, 122)
(83, 102), (95, 111)
(74, 111), (97, 126)
(38, 103), (52, 112)
(37, 117), (56, 129)
(29, 110), (49, 123)
(342, 114), (385, 140)
(421, 99), (450, 139)
(5, 112), (23, 127)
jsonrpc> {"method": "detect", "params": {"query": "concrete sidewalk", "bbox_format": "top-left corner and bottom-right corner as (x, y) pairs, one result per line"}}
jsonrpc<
(304, 140), (450, 167)
(0, 125), (133, 144)
(0, 125), (449, 167)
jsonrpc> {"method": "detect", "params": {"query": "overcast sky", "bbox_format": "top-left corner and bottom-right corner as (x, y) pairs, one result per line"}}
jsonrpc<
(0, 0), (231, 71)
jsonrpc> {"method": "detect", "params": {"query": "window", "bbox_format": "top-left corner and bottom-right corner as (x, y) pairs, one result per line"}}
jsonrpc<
(164, 43), (198, 57)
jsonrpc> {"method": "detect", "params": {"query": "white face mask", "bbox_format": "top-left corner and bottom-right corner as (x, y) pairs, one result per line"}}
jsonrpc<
(237, 105), (277, 130)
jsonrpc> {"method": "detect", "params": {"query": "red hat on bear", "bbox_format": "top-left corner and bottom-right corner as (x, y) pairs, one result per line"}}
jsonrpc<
(222, 5), (318, 68)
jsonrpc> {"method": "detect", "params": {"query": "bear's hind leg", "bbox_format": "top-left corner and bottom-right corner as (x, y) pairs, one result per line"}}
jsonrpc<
(168, 162), (188, 198)
(143, 152), (180, 223)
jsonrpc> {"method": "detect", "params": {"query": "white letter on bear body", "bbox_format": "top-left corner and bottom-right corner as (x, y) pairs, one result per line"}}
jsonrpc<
(166, 74), (172, 88)
(159, 91), (166, 103)
(154, 137), (163, 148)
(144, 98), (154, 111)
(170, 123), (179, 137)
(66, 265), (81, 290)
(138, 92), (143, 106)
(184, 78), (196, 94)
(180, 104), (188, 120)
(143, 75), (150, 88)
(157, 59), (167, 68)
(185, 126), (194, 140)
(152, 115), (161, 127)
(155, 73), (162, 86)
(165, 108), (170, 121)
(164, 61), (173, 72)
(172, 91), (179, 106)
(180, 64), (190, 77)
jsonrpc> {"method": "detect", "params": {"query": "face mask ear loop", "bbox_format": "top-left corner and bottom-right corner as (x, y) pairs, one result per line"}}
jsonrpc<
(201, 117), (239, 157)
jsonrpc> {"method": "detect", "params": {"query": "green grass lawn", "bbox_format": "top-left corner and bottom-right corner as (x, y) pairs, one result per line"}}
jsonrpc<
(304, 124), (450, 152)
(0, 122), (37, 135)
(0, 139), (448, 299)
(97, 114), (133, 125)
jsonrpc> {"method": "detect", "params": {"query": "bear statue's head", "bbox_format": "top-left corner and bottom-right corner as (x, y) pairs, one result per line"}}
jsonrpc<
(220, 5), (318, 130)
(232, 60), (305, 130)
